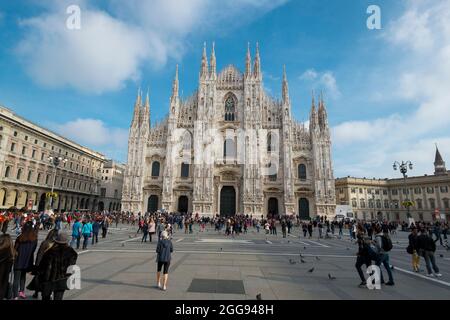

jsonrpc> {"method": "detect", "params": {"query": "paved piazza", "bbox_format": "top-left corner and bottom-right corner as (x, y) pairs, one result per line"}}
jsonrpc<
(8, 224), (450, 300)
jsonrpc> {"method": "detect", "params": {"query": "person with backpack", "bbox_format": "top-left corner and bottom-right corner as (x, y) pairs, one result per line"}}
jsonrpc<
(355, 223), (372, 287)
(373, 224), (394, 286)
(417, 228), (442, 277)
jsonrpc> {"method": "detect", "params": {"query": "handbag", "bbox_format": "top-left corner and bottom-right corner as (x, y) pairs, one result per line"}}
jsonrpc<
(406, 244), (413, 255)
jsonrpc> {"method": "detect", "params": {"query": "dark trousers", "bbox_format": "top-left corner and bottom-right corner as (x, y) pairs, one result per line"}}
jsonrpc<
(82, 235), (90, 249)
(42, 290), (65, 300)
(0, 262), (12, 299)
(92, 232), (99, 244)
(142, 232), (148, 242)
(13, 270), (26, 298)
(102, 227), (108, 238)
(355, 255), (371, 282)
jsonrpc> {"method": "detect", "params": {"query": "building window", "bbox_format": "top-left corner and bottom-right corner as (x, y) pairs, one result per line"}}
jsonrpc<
(391, 189), (398, 196)
(267, 132), (278, 152)
(181, 163), (189, 178)
(13, 131), (17, 137)
(414, 187), (421, 194)
(37, 173), (41, 183)
(151, 161), (160, 177)
(429, 198), (436, 209)
(4, 166), (11, 178)
(46, 175), (50, 185)
(41, 153), (45, 161)
(351, 188), (356, 194)
(369, 199), (374, 209)
(418, 213), (424, 221)
(384, 200), (389, 209)
(427, 187), (434, 194)
(403, 188), (409, 195)
(416, 199), (423, 209)
(298, 164), (307, 180)
(440, 186), (448, 193)
(224, 96), (236, 121)
(351, 198), (357, 208)
(376, 199), (381, 208)
(375, 189), (380, 195)
(10, 143), (15, 152)
(443, 199), (449, 209)
(359, 188), (363, 194)
(60, 178), (64, 187)
(360, 199), (366, 208)
(27, 170), (32, 182)
(383, 190), (388, 195)
(100, 188), (106, 197)
(32, 150), (36, 158)
(393, 200), (399, 209)
(16, 168), (22, 180)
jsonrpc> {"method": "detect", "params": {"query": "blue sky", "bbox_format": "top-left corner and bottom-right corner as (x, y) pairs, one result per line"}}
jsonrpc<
(0, 0), (449, 178)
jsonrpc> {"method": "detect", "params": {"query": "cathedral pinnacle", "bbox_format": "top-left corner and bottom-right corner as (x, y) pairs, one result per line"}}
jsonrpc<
(253, 42), (261, 79)
(210, 42), (216, 76)
(246, 42), (252, 76)
(201, 42), (208, 78)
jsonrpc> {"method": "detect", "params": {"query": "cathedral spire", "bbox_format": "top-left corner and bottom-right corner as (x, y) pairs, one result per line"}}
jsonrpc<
(253, 42), (261, 79)
(246, 42), (252, 76)
(282, 65), (289, 103)
(309, 91), (318, 132)
(144, 89), (151, 128)
(131, 87), (142, 127)
(172, 64), (179, 100)
(318, 91), (329, 133)
(200, 42), (208, 78)
(210, 41), (216, 77)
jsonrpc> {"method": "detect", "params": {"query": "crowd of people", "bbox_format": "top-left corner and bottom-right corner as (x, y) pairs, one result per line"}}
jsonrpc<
(0, 207), (448, 299)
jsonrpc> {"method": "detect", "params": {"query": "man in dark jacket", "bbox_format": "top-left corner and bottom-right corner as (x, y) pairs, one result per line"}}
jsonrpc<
(35, 233), (78, 300)
(417, 228), (442, 277)
(408, 227), (420, 272)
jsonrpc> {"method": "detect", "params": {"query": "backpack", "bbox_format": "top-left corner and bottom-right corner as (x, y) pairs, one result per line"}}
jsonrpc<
(382, 235), (393, 252)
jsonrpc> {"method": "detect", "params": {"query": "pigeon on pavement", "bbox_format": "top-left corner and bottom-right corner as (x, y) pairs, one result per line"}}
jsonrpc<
(256, 293), (262, 300)
(328, 273), (336, 280)
(308, 267), (315, 273)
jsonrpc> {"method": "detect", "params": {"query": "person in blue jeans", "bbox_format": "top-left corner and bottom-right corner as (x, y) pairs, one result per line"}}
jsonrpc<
(373, 225), (394, 286)
(71, 218), (82, 249)
(81, 220), (92, 250)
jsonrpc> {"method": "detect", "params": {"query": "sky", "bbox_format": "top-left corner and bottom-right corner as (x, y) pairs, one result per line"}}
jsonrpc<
(0, 0), (449, 178)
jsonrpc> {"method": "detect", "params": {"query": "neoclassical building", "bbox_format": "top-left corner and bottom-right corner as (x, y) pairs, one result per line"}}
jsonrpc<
(121, 44), (336, 218)
(0, 106), (105, 212)
(335, 147), (450, 222)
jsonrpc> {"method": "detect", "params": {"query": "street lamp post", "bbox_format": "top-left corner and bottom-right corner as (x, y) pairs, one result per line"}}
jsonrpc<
(48, 154), (68, 211)
(393, 160), (413, 219)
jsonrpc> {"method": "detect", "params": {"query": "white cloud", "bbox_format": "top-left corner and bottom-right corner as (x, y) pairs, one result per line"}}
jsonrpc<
(299, 69), (341, 99)
(53, 118), (128, 161)
(15, 0), (288, 93)
(333, 0), (450, 178)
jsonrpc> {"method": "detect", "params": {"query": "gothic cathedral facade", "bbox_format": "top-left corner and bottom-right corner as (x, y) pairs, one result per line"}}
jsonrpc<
(121, 44), (336, 218)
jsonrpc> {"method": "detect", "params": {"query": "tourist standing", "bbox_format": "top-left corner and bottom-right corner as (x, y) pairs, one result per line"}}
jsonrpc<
(35, 233), (78, 300)
(408, 227), (420, 272)
(156, 231), (173, 291)
(0, 234), (15, 300)
(417, 228), (442, 277)
(92, 219), (100, 245)
(13, 222), (38, 299)
(373, 224), (394, 285)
